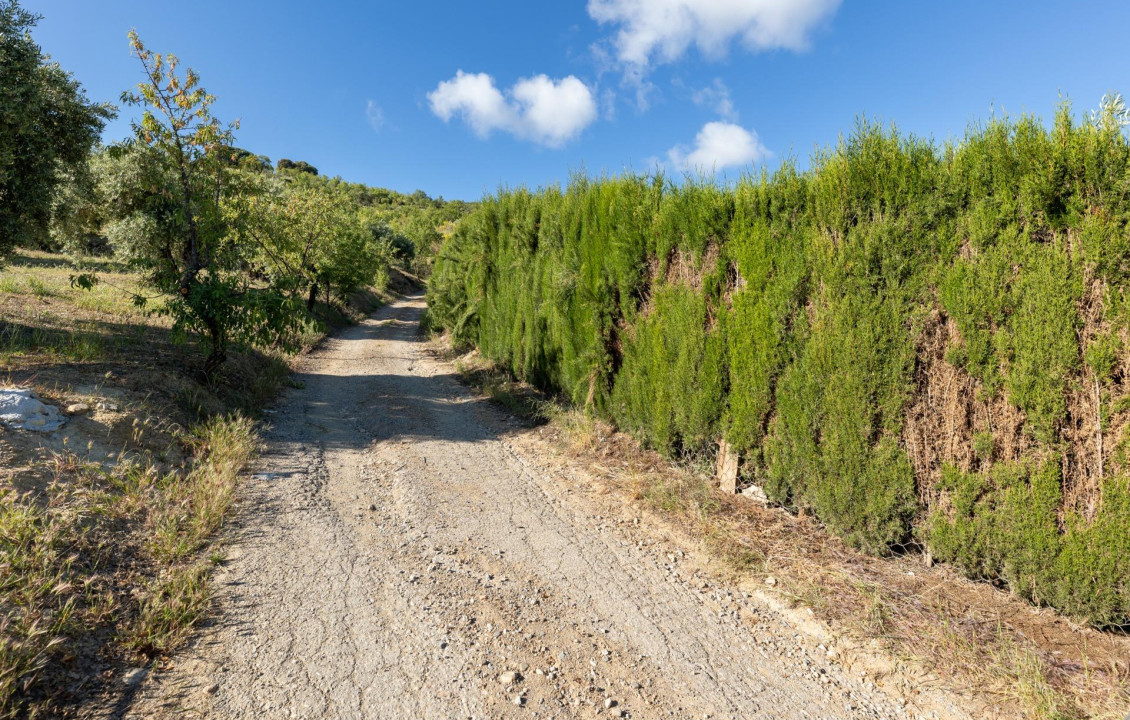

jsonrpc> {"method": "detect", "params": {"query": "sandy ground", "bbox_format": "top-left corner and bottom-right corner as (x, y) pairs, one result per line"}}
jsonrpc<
(119, 292), (968, 720)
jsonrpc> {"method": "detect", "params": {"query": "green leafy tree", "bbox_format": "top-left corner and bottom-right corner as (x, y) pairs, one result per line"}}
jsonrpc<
(92, 33), (305, 377)
(0, 0), (112, 257)
(403, 212), (442, 271)
(233, 178), (391, 310)
(276, 158), (318, 175)
(221, 146), (271, 173)
(48, 155), (108, 255)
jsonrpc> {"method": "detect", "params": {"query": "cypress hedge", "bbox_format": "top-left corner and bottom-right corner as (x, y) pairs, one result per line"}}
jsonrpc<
(427, 103), (1130, 628)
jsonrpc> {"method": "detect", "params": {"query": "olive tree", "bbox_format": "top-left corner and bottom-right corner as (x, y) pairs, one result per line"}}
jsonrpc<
(0, 0), (112, 256)
(232, 176), (393, 310)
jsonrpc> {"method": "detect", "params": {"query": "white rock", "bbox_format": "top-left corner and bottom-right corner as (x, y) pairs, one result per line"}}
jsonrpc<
(499, 670), (520, 685)
(122, 667), (148, 687)
(740, 484), (769, 504)
(0, 388), (66, 432)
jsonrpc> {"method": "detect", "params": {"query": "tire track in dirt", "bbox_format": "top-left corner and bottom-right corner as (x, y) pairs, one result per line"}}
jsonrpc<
(121, 292), (964, 720)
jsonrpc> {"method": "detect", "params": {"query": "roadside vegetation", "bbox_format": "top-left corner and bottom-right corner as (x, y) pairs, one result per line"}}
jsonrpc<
(0, 2), (465, 716)
(0, 247), (304, 718)
(448, 351), (1130, 719)
(427, 100), (1130, 634)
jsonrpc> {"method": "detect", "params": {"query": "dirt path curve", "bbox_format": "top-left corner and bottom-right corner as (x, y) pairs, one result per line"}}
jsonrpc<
(124, 293), (952, 720)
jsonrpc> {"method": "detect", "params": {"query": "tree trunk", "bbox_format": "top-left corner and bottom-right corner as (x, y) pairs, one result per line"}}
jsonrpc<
(202, 346), (227, 382)
(306, 282), (318, 311)
(200, 316), (227, 381)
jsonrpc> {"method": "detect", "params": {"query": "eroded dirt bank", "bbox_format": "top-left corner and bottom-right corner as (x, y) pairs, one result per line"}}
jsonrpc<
(121, 293), (967, 720)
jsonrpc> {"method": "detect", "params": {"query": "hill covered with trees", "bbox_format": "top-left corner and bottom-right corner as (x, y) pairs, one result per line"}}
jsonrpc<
(1, 1), (471, 378)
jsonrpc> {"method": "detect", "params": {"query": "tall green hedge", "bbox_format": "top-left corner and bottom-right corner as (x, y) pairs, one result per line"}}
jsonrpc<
(427, 104), (1130, 627)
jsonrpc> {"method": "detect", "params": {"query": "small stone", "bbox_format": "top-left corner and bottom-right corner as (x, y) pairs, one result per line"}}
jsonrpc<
(740, 483), (769, 504)
(368, 503), (377, 511)
(206, 683), (220, 695)
(764, 576), (777, 587)
(499, 671), (521, 685)
(65, 403), (91, 415)
(604, 697), (617, 709)
(512, 694), (526, 707)
(122, 667), (148, 687)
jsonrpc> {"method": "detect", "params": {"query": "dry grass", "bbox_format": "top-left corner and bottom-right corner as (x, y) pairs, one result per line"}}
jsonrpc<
(148, 416), (257, 563)
(0, 486), (84, 719)
(449, 348), (555, 422)
(0, 250), (394, 717)
(0, 417), (257, 718)
(450, 353), (1130, 720)
(123, 561), (214, 659)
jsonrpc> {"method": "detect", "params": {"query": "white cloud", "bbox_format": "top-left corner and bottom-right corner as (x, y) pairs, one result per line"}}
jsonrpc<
(511, 75), (599, 146)
(667, 121), (769, 173)
(588, 0), (840, 71)
(692, 78), (737, 121)
(428, 71), (597, 147)
(428, 71), (514, 138)
(366, 100), (385, 132)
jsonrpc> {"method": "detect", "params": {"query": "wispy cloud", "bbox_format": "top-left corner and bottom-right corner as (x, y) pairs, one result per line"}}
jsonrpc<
(428, 71), (598, 147)
(692, 78), (737, 121)
(366, 100), (385, 132)
(589, 0), (840, 76)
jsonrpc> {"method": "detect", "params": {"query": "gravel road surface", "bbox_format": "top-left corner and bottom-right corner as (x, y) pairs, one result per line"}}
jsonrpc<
(123, 292), (958, 720)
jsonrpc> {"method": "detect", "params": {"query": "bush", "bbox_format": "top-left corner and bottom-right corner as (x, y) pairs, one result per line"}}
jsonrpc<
(927, 463), (1130, 626)
(428, 103), (1130, 626)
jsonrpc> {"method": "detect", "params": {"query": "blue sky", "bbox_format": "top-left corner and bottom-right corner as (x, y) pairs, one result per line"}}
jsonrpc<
(24, 0), (1130, 201)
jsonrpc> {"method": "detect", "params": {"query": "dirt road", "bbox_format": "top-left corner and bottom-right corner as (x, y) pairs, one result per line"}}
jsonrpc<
(124, 293), (957, 720)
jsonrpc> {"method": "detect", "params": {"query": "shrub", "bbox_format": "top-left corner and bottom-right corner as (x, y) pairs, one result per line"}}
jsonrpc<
(428, 103), (1130, 625)
(927, 463), (1130, 626)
